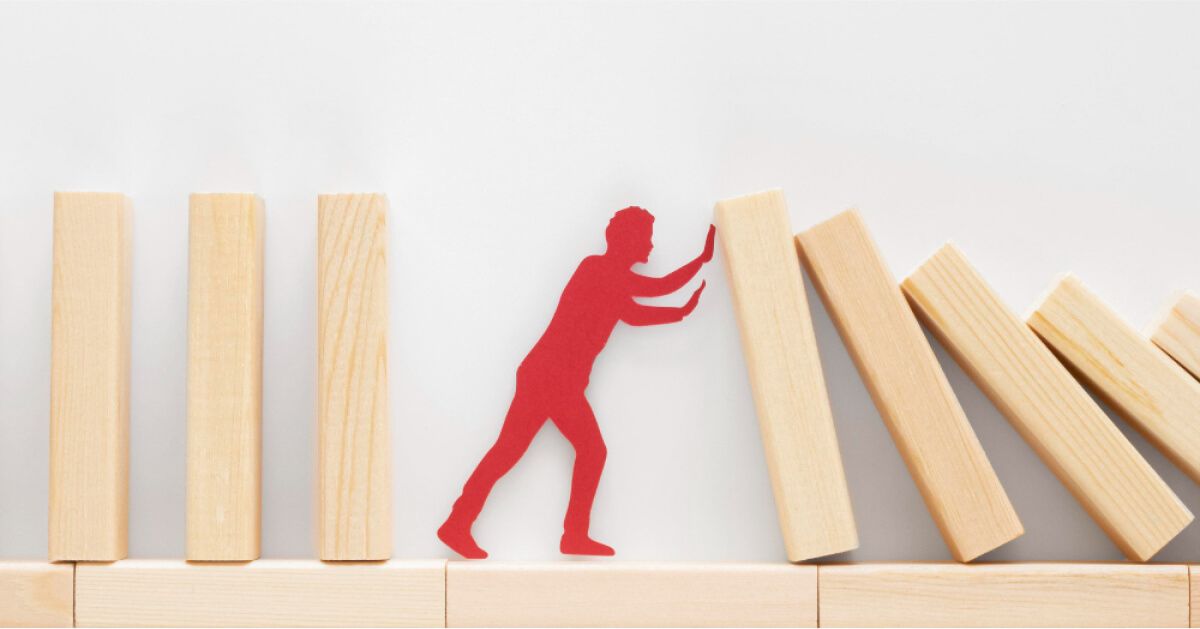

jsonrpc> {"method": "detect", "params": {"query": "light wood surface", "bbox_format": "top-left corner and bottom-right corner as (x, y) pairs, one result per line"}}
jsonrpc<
(1029, 275), (1200, 484)
(712, 189), (858, 561)
(820, 562), (1189, 627)
(186, 193), (265, 561)
(0, 562), (74, 628)
(1151, 291), (1200, 380)
(447, 562), (815, 627)
(795, 210), (1022, 562)
(903, 244), (1191, 561)
(1190, 565), (1200, 628)
(49, 192), (132, 562)
(317, 193), (392, 560)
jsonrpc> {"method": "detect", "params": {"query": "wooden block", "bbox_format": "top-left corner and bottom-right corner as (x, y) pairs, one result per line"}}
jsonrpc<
(446, 562), (814, 627)
(1151, 291), (1200, 380)
(0, 562), (74, 628)
(1029, 275), (1200, 484)
(820, 562), (1189, 627)
(795, 210), (1021, 562)
(712, 189), (857, 561)
(49, 191), (132, 562)
(317, 193), (392, 560)
(75, 559), (445, 627)
(187, 193), (265, 561)
(1189, 566), (1200, 628)
(903, 244), (1191, 561)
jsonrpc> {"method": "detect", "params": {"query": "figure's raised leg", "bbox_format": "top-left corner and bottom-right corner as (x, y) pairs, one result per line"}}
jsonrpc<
(552, 396), (614, 556)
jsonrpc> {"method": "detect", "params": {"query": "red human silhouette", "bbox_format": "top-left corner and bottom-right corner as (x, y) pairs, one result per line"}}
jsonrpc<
(438, 207), (715, 558)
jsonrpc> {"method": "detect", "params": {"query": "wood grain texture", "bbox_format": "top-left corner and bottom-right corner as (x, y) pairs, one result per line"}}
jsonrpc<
(447, 562), (814, 627)
(1190, 565), (1200, 628)
(820, 562), (1189, 627)
(186, 193), (265, 561)
(1029, 275), (1200, 485)
(795, 210), (1021, 562)
(903, 244), (1191, 561)
(49, 191), (132, 562)
(0, 562), (74, 628)
(1151, 291), (1200, 380)
(317, 193), (392, 560)
(712, 189), (857, 561)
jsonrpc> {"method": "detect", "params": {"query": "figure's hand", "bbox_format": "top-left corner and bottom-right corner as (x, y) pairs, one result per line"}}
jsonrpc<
(699, 225), (716, 263)
(682, 280), (706, 316)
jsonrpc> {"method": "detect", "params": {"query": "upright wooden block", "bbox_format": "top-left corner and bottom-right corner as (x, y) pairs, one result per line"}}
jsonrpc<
(1029, 276), (1200, 484)
(0, 563), (74, 628)
(447, 562), (815, 627)
(317, 193), (392, 560)
(1151, 291), (1200, 380)
(795, 210), (1021, 562)
(903, 245), (1191, 561)
(819, 563), (1189, 627)
(712, 189), (857, 561)
(75, 560), (445, 627)
(49, 191), (132, 562)
(187, 193), (265, 561)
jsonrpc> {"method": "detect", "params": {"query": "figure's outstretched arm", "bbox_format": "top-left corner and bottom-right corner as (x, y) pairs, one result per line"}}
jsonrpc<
(629, 225), (715, 297)
(622, 281), (706, 326)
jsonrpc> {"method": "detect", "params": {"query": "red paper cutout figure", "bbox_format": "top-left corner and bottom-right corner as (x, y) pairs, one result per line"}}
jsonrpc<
(438, 207), (715, 558)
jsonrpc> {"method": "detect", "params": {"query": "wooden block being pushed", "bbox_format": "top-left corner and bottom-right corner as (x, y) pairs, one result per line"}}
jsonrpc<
(795, 211), (1022, 562)
(447, 562), (815, 627)
(712, 189), (857, 561)
(317, 194), (392, 560)
(902, 245), (1191, 561)
(820, 563), (1189, 627)
(187, 193), (265, 560)
(50, 192), (132, 562)
(75, 560), (445, 628)
(1151, 291), (1200, 380)
(0, 562), (74, 628)
(1029, 276), (1200, 484)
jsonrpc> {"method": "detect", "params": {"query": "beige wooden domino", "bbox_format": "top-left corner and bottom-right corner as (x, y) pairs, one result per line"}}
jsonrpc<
(49, 192), (132, 562)
(819, 562), (1189, 627)
(317, 193), (392, 560)
(0, 563), (74, 628)
(795, 210), (1021, 562)
(903, 244), (1191, 561)
(1189, 566), (1200, 628)
(1029, 275), (1200, 484)
(186, 193), (265, 561)
(712, 189), (857, 561)
(1151, 291), (1200, 380)
(446, 562), (814, 627)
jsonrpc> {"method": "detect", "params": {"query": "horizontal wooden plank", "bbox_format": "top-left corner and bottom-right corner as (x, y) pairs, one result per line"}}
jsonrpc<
(0, 562), (74, 628)
(1152, 291), (1200, 381)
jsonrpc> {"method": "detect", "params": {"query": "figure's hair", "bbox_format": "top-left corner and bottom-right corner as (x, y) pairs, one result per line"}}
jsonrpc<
(606, 206), (654, 246)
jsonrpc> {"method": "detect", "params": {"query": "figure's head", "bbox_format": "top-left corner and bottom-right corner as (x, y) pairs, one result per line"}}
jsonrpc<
(606, 206), (655, 264)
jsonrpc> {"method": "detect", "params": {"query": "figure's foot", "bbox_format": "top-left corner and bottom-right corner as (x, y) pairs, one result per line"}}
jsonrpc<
(438, 519), (488, 559)
(560, 533), (615, 556)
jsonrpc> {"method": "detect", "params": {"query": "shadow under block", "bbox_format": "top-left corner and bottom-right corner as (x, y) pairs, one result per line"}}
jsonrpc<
(317, 194), (392, 560)
(819, 563), (1189, 627)
(49, 192), (132, 562)
(712, 189), (857, 561)
(903, 245), (1191, 561)
(74, 560), (445, 627)
(795, 210), (1022, 562)
(1029, 276), (1200, 484)
(0, 563), (74, 628)
(446, 562), (815, 627)
(186, 193), (265, 561)
(1152, 291), (1200, 380)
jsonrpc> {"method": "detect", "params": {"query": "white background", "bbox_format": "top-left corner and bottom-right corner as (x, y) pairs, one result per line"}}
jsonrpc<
(2, 1), (1199, 562)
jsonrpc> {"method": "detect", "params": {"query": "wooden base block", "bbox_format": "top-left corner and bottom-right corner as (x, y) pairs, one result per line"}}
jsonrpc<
(1152, 291), (1200, 381)
(0, 562), (74, 628)
(1189, 566), (1200, 628)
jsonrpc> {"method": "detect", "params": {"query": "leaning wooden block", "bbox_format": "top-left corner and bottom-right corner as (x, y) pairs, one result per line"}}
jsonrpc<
(712, 189), (857, 561)
(1029, 276), (1200, 484)
(903, 244), (1191, 561)
(447, 562), (815, 627)
(75, 559), (445, 627)
(317, 193), (392, 560)
(187, 193), (265, 561)
(795, 210), (1022, 562)
(819, 563), (1189, 627)
(49, 191), (132, 562)
(0, 562), (74, 628)
(1151, 291), (1200, 380)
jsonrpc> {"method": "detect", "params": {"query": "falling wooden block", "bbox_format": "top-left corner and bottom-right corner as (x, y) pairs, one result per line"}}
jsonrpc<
(1151, 291), (1200, 380)
(819, 563), (1189, 627)
(317, 193), (392, 560)
(186, 193), (265, 561)
(903, 244), (1191, 561)
(1029, 275), (1200, 484)
(712, 189), (857, 561)
(75, 559), (445, 627)
(49, 191), (132, 562)
(446, 562), (815, 627)
(795, 210), (1021, 562)
(0, 563), (74, 628)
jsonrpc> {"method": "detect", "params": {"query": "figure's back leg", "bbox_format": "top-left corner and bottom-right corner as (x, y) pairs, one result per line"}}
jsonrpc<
(551, 396), (614, 556)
